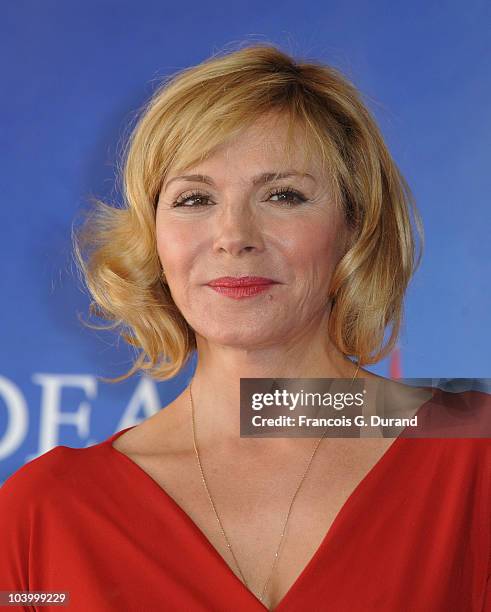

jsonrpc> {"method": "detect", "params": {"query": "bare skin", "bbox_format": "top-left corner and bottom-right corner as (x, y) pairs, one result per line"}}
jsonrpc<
(112, 111), (432, 609)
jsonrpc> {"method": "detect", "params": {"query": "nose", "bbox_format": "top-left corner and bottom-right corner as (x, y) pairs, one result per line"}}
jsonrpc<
(212, 201), (265, 257)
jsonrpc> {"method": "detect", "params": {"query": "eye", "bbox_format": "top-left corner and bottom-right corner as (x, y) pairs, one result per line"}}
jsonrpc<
(171, 190), (212, 208)
(267, 187), (307, 206)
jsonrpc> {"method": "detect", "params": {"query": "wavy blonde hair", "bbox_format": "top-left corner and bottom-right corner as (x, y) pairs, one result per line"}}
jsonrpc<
(72, 42), (424, 383)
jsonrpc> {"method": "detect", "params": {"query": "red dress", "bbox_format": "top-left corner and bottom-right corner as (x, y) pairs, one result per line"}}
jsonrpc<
(1, 389), (490, 611)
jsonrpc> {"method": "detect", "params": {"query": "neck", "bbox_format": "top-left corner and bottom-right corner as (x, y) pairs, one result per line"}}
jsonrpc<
(187, 324), (360, 449)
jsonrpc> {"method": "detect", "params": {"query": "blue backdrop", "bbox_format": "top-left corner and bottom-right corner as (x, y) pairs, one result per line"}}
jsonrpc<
(1, 0), (490, 483)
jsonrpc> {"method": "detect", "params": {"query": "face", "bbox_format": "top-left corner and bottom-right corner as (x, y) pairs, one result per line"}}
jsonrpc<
(155, 113), (351, 349)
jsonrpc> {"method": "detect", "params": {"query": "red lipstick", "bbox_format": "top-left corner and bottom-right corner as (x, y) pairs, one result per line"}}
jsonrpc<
(206, 276), (279, 299)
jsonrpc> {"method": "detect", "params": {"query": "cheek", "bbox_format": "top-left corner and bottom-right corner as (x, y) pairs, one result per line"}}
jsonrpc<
(155, 221), (197, 270)
(281, 218), (343, 274)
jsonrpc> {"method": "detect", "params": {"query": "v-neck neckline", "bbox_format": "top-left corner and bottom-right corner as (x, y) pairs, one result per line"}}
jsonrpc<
(104, 386), (440, 611)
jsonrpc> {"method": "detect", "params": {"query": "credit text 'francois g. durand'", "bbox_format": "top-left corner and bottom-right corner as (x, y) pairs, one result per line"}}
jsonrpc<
(251, 414), (419, 428)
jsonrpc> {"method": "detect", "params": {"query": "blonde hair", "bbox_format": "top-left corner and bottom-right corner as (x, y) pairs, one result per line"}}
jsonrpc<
(72, 42), (424, 383)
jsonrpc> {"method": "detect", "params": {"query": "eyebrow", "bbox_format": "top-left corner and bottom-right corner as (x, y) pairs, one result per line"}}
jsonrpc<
(163, 170), (315, 191)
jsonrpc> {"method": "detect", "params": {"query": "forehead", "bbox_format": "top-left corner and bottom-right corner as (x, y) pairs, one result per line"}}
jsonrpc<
(168, 112), (322, 181)
(216, 114), (316, 167)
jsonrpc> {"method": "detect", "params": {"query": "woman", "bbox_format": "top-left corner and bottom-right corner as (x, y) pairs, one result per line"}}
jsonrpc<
(1, 44), (489, 611)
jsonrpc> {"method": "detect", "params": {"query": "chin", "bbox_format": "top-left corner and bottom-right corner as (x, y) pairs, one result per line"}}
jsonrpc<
(195, 324), (281, 348)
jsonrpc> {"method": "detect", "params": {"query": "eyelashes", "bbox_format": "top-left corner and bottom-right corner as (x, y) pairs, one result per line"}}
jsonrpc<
(171, 186), (308, 209)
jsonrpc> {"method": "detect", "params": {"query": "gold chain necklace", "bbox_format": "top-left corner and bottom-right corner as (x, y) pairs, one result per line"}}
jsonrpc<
(189, 362), (361, 604)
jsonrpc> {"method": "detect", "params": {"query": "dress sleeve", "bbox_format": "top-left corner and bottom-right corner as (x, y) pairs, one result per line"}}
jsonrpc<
(0, 459), (46, 612)
(483, 435), (491, 612)
(0, 467), (32, 591)
(484, 572), (491, 611)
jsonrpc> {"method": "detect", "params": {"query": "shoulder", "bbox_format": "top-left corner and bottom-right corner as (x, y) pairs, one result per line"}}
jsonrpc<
(0, 443), (104, 587)
(426, 387), (491, 438)
(0, 442), (106, 517)
(420, 388), (491, 477)
(1, 446), (66, 502)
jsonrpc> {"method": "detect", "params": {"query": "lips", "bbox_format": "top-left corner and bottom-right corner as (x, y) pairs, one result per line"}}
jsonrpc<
(206, 276), (278, 287)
